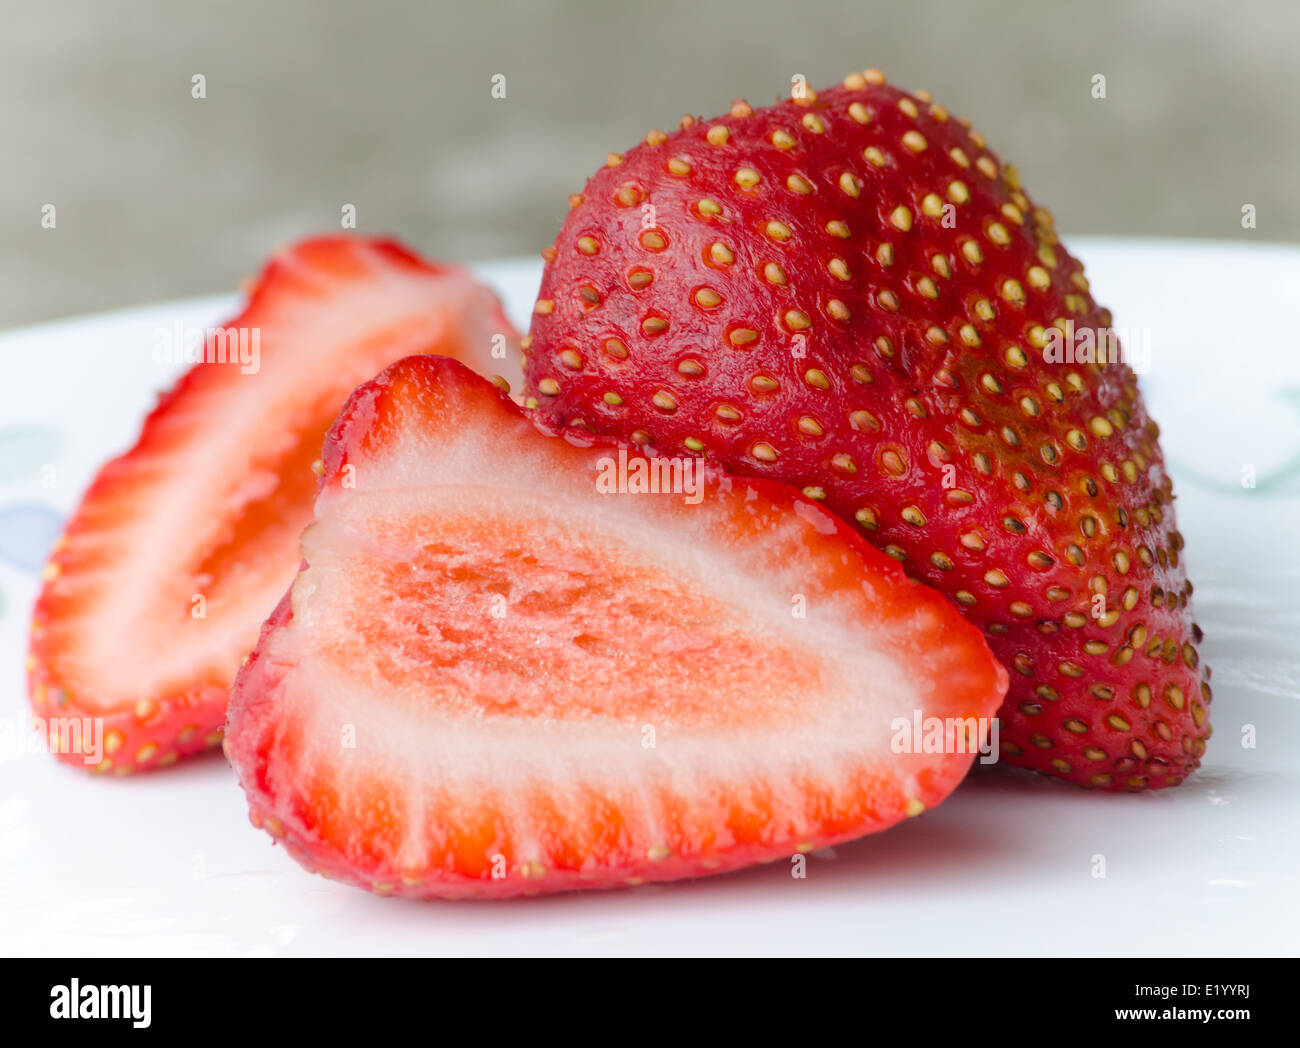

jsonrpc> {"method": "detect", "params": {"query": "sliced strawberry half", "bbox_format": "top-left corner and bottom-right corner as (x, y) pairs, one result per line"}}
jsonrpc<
(29, 236), (517, 774)
(224, 356), (1007, 898)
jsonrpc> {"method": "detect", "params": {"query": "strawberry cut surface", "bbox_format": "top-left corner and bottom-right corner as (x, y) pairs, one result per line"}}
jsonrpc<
(29, 236), (514, 774)
(522, 72), (1211, 791)
(225, 356), (1007, 898)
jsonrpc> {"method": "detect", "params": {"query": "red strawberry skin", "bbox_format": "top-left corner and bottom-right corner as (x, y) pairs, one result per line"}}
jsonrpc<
(521, 72), (1210, 791)
(225, 355), (1008, 898)
(29, 236), (517, 775)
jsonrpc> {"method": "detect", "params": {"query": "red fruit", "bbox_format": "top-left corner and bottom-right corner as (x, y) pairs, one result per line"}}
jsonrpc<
(224, 355), (1007, 898)
(522, 72), (1210, 790)
(29, 236), (515, 774)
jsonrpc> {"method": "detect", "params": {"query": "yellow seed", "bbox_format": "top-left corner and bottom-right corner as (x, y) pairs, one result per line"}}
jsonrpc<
(709, 242), (734, 265)
(538, 378), (559, 396)
(921, 193), (944, 217)
(863, 68), (886, 84)
(706, 125), (730, 146)
(765, 220), (792, 241)
(772, 129), (796, 150)
(667, 156), (691, 176)
(898, 97), (919, 118)
(603, 391), (623, 406)
(863, 146), (886, 167)
(987, 221), (1010, 245)
(653, 391), (678, 411)
(827, 298), (850, 320)
(534, 299), (554, 315)
(752, 442), (778, 463)
(694, 287), (722, 308)
(1001, 279), (1025, 304)
(844, 72), (867, 90)
(1090, 416), (1115, 437)
(642, 316), (668, 335)
(786, 173), (812, 194)
(976, 155), (998, 178)
(855, 506), (879, 528)
(948, 180), (969, 203)
(828, 258), (850, 281)
(801, 113), (824, 134)
(645, 129), (667, 146)
(826, 219), (850, 238)
(848, 101), (870, 123)
(961, 240), (983, 265)
(734, 167), (761, 189)
(950, 147), (970, 168)
(577, 236), (599, 255)
(784, 309), (811, 331)
(902, 129), (927, 153)
(839, 172), (861, 197)
(1027, 265), (1051, 289)
(797, 416), (824, 436)
(697, 198), (722, 217)
(889, 206), (913, 231)
(559, 348), (583, 370)
(728, 327), (759, 347)
(763, 261), (788, 284)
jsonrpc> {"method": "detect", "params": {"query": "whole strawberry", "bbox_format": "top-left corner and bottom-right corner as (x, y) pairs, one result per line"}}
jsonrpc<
(522, 70), (1210, 790)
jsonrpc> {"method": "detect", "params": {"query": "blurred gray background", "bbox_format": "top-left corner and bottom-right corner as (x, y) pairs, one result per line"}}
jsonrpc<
(2, 0), (1296, 327)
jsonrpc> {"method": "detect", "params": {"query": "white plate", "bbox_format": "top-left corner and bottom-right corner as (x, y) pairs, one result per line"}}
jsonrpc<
(1, 238), (1297, 957)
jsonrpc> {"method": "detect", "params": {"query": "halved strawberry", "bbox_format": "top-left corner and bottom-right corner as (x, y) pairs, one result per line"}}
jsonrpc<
(29, 236), (516, 774)
(224, 355), (1007, 898)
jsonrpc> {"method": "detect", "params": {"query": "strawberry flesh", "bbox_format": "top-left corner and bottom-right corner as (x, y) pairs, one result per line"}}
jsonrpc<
(225, 356), (1007, 897)
(29, 236), (515, 774)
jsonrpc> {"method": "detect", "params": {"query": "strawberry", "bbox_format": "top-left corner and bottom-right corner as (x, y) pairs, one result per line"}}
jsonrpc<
(29, 236), (516, 775)
(521, 71), (1210, 790)
(224, 355), (1007, 898)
